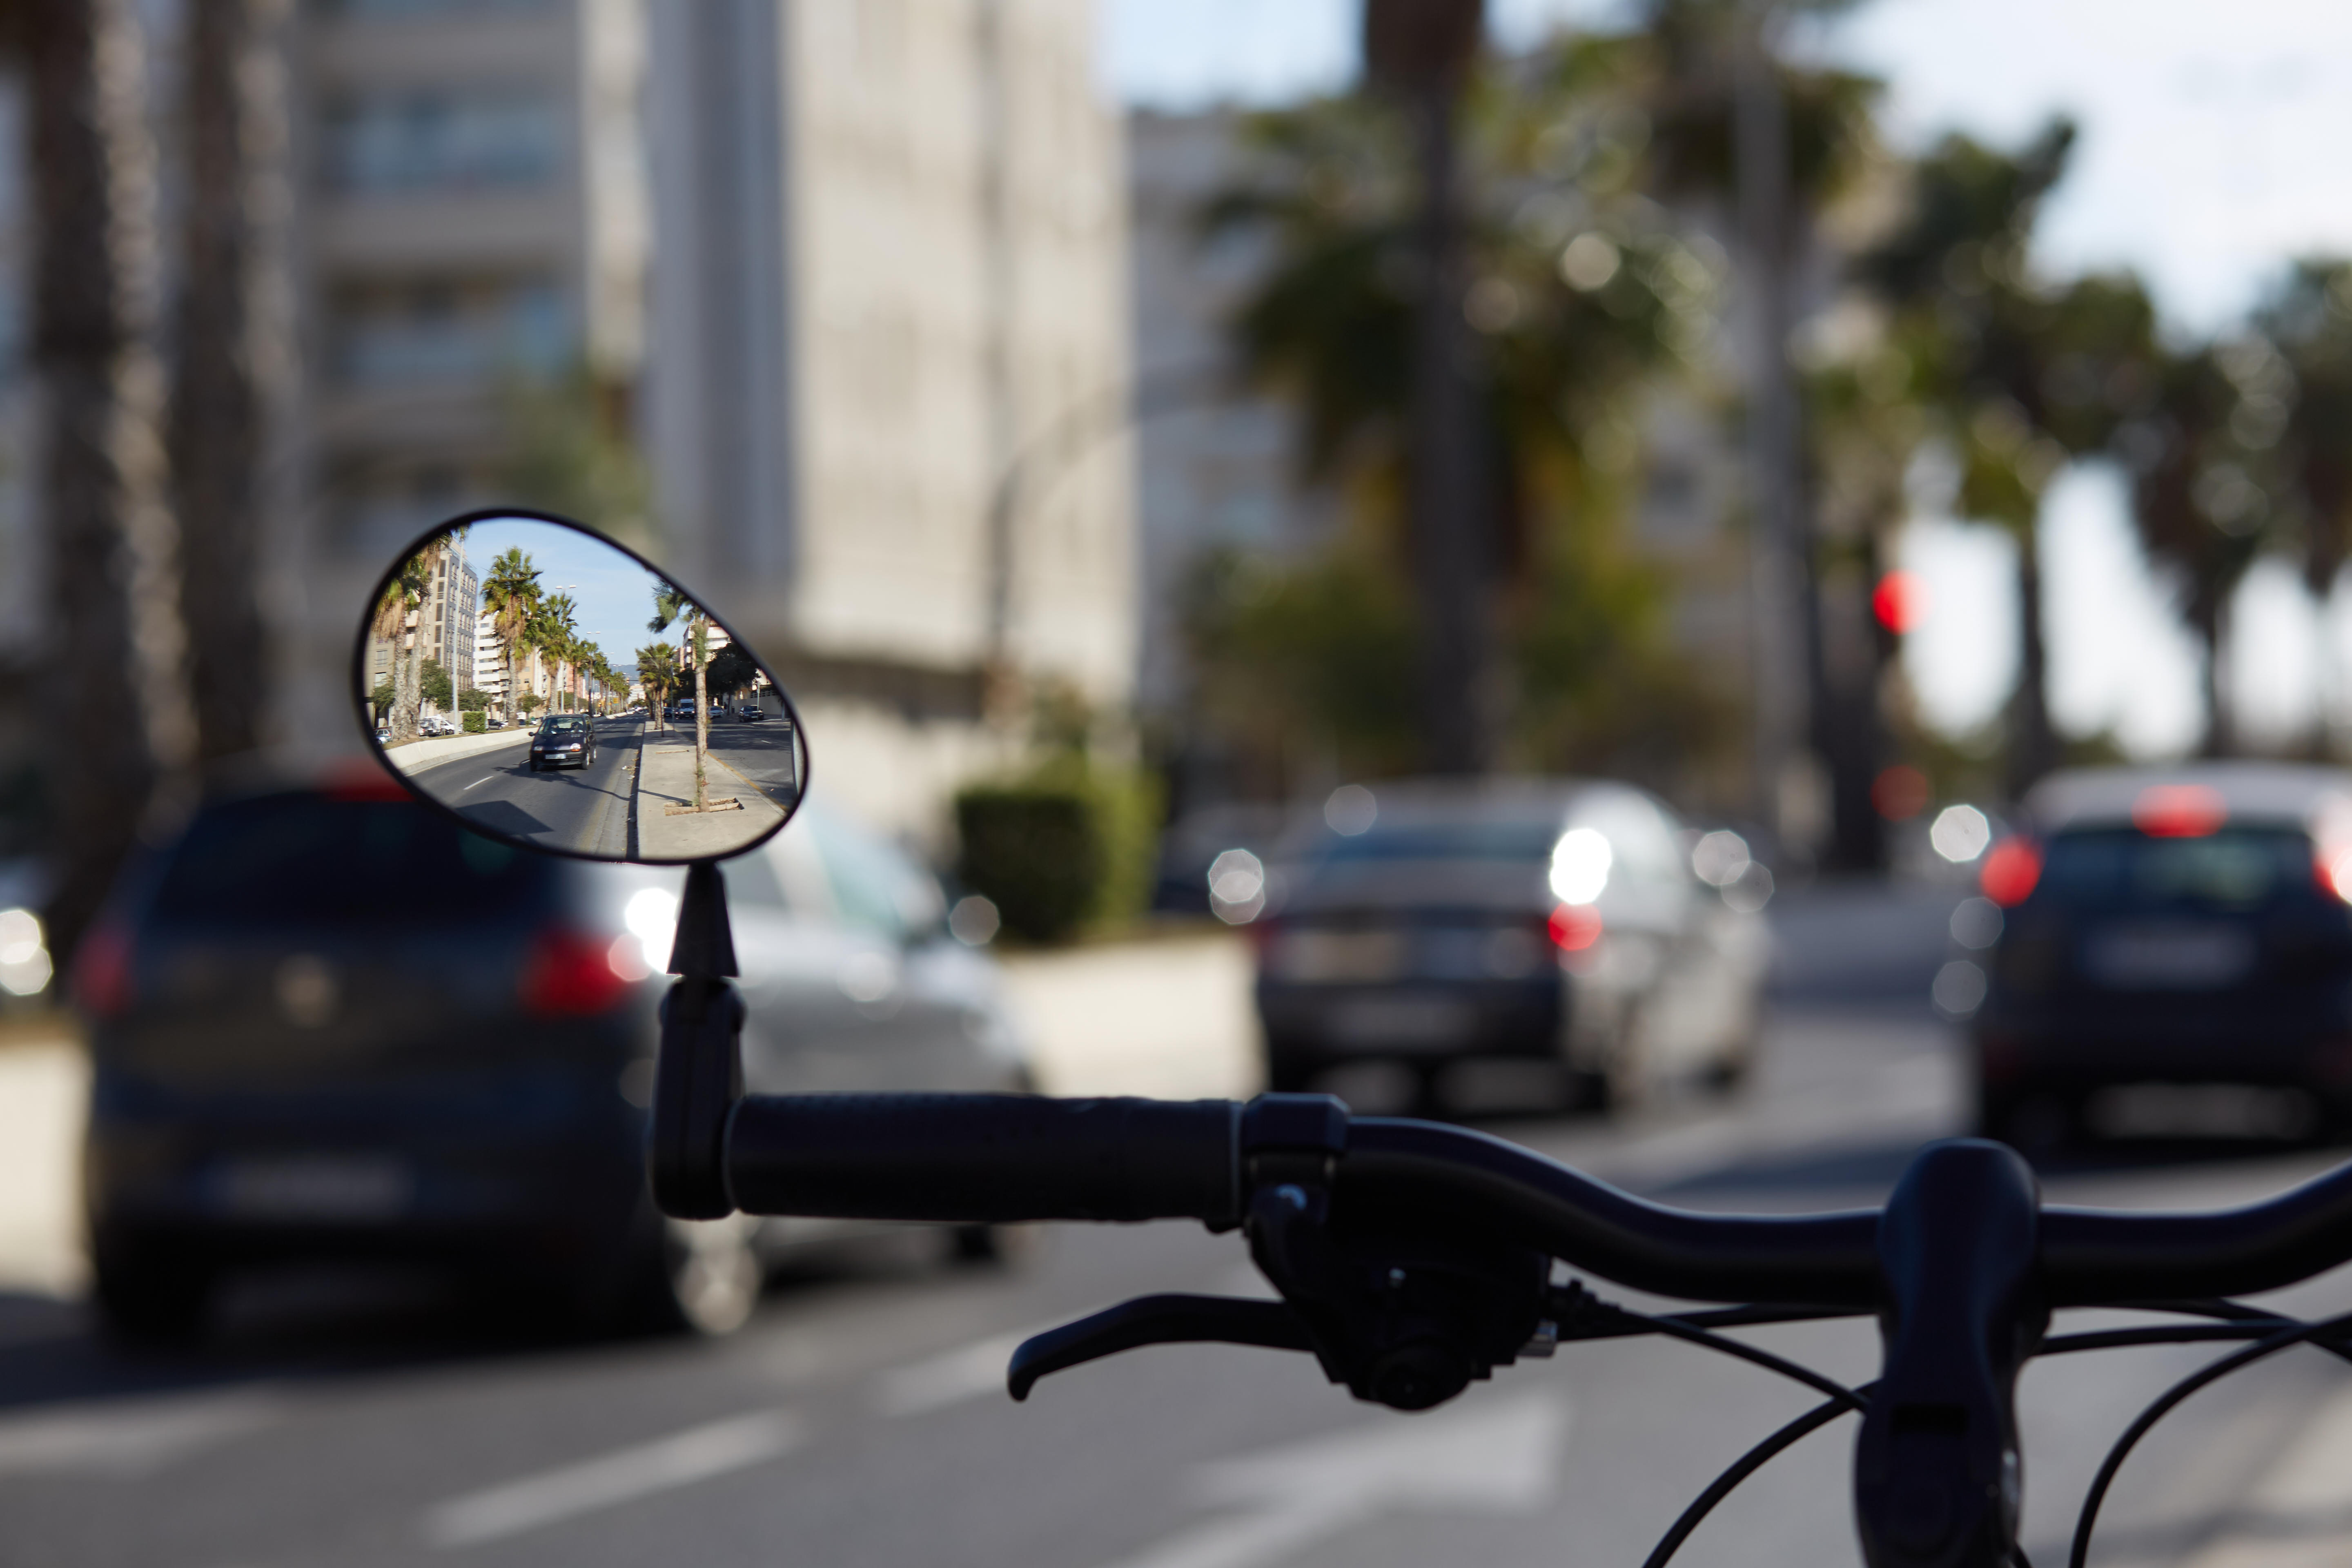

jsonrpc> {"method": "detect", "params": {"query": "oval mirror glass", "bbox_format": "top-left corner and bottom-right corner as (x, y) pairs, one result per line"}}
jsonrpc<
(352, 510), (807, 864)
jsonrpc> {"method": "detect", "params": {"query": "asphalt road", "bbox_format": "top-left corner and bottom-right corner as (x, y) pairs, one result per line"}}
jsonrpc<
(7, 883), (2352, 1568)
(401, 717), (642, 859)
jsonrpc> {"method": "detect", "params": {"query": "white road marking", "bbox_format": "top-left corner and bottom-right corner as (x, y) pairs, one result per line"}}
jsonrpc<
(421, 1409), (803, 1549)
(1094, 1391), (1567, 1568)
(459, 775), (494, 792)
(868, 1324), (1058, 1417)
(0, 1389), (286, 1476)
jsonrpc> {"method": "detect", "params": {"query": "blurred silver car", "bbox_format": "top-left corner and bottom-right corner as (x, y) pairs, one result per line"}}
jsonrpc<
(1250, 778), (1768, 1111)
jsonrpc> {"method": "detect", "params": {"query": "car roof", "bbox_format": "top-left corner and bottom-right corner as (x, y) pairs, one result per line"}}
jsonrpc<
(2026, 762), (2352, 835)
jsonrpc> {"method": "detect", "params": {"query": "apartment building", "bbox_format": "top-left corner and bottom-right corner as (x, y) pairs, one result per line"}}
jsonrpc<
(646, 0), (1134, 835)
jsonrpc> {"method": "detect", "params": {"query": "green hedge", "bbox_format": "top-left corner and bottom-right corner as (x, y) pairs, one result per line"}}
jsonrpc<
(953, 766), (1158, 944)
(462, 711), (486, 733)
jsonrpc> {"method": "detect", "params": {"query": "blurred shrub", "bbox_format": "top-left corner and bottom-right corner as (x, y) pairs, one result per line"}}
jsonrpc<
(462, 712), (486, 734)
(953, 759), (1159, 945)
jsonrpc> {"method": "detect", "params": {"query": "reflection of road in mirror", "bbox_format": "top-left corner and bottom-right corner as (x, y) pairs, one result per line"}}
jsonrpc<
(390, 715), (638, 859)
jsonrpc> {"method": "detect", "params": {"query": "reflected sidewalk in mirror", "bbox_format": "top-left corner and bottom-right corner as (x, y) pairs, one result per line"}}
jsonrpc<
(633, 727), (791, 860)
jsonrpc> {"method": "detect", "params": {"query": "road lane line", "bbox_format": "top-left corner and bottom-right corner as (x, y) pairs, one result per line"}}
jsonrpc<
(421, 1409), (802, 1548)
(0, 1388), (286, 1476)
(459, 775), (493, 792)
(869, 1323), (1062, 1417)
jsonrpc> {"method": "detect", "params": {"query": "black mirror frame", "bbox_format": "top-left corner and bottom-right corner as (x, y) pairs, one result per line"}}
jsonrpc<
(349, 506), (810, 867)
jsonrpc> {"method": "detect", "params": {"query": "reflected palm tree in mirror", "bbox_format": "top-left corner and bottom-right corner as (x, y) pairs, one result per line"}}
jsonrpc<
(480, 547), (541, 725)
(369, 549), (429, 741)
(648, 585), (723, 813)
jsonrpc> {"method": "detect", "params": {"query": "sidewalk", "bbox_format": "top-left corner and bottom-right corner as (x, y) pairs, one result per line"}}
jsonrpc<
(631, 728), (786, 860)
(996, 929), (1260, 1100)
(0, 1026), (87, 1297)
(380, 725), (530, 776)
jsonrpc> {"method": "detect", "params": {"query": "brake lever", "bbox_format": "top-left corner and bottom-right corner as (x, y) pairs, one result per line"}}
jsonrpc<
(1007, 1294), (1314, 1400)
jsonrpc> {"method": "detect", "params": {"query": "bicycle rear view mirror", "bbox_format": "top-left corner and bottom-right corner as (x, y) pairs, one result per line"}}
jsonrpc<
(351, 508), (808, 866)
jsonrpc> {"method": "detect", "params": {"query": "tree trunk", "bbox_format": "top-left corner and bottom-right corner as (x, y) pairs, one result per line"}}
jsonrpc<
(1733, 14), (1815, 853)
(28, 0), (193, 964)
(2005, 528), (2061, 798)
(170, 0), (286, 767)
(692, 622), (710, 810)
(2193, 589), (2229, 760)
(1403, 77), (1499, 775)
(1815, 533), (1888, 873)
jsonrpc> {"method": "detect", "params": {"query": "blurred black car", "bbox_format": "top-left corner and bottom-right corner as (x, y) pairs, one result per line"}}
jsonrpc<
(76, 772), (1033, 1343)
(528, 714), (596, 771)
(1250, 779), (1766, 1110)
(1971, 764), (2352, 1147)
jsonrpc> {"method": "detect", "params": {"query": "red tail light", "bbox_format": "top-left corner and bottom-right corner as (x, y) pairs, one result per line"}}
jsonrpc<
(1548, 904), (1603, 952)
(73, 916), (136, 1020)
(519, 928), (636, 1016)
(320, 758), (411, 803)
(1980, 838), (2042, 907)
(2132, 784), (2226, 838)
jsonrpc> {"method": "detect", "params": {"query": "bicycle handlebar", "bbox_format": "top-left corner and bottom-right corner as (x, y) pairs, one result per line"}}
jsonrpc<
(722, 1090), (2352, 1306)
(723, 1093), (1240, 1225)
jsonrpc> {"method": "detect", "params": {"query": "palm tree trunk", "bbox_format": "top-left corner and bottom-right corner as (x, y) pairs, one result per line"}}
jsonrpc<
(1403, 74), (1499, 775)
(2005, 526), (2062, 797)
(170, 0), (287, 767)
(28, 0), (193, 963)
(692, 621), (710, 810)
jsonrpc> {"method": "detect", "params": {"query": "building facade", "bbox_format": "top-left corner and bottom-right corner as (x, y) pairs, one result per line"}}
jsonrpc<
(646, 0), (1135, 836)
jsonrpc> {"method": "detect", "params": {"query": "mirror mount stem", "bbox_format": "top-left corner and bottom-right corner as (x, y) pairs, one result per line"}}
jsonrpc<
(650, 860), (744, 1219)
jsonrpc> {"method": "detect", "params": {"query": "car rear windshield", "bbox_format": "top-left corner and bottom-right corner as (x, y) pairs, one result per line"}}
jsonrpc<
(1312, 820), (1564, 866)
(541, 716), (586, 732)
(2037, 826), (2315, 911)
(145, 794), (552, 930)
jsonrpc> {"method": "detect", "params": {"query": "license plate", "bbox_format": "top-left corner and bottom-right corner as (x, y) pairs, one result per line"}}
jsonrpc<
(2082, 925), (2254, 990)
(1278, 930), (1407, 983)
(212, 1156), (412, 1221)
(1326, 995), (1476, 1049)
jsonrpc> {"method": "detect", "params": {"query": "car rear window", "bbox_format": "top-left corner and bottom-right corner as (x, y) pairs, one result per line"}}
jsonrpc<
(1313, 821), (1565, 866)
(541, 716), (586, 732)
(145, 794), (551, 930)
(2037, 826), (2315, 910)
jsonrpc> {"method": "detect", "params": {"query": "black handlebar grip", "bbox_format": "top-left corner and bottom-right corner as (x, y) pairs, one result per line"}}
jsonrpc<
(723, 1093), (1243, 1227)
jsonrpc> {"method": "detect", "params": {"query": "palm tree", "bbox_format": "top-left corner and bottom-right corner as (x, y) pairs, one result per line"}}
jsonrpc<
(368, 548), (430, 740)
(636, 642), (678, 732)
(22, 0), (195, 963)
(2252, 260), (2352, 755)
(649, 586), (711, 808)
(1204, 38), (1713, 776)
(170, 0), (285, 767)
(1857, 122), (2158, 795)
(2121, 343), (2276, 757)
(480, 547), (541, 722)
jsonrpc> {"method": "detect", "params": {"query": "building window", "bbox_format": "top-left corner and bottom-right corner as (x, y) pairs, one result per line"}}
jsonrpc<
(325, 0), (555, 17)
(325, 91), (562, 193)
(332, 276), (569, 385)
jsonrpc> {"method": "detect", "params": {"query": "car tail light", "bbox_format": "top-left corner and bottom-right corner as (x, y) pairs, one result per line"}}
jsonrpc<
(73, 915), (136, 1020)
(1548, 904), (1603, 952)
(519, 928), (637, 1016)
(320, 759), (410, 803)
(1980, 838), (2042, 907)
(2132, 784), (2226, 838)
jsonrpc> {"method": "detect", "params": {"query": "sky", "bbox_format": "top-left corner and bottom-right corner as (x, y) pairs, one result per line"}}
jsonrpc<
(458, 517), (683, 684)
(1101, 0), (2352, 757)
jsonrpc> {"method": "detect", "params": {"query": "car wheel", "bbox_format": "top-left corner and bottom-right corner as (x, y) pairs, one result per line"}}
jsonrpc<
(949, 1223), (1043, 1268)
(614, 1214), (762, 1337)
(91, 1248), (213, 1345)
